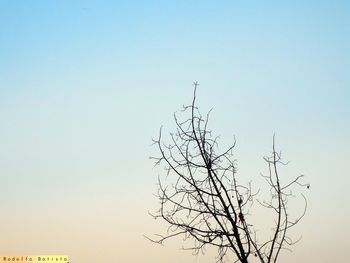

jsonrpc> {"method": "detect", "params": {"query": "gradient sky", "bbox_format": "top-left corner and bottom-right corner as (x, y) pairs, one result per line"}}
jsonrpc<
(0, 1), (349, 262)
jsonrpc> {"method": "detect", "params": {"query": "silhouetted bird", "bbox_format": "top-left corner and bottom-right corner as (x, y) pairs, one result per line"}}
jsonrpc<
(239, 212), (244, 223)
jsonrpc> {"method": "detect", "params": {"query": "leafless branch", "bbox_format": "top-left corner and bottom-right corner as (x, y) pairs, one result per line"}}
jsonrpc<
(146, 83), (309, 263)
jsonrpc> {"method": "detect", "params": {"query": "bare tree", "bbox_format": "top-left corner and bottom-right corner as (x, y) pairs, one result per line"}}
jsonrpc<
(147, 82), (308, 263)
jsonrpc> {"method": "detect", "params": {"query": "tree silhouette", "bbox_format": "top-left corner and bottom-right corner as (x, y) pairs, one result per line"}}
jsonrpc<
(147, 82), (308, 263)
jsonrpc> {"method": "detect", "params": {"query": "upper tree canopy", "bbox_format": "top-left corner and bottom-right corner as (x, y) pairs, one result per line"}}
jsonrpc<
(148, 83), (308, 263)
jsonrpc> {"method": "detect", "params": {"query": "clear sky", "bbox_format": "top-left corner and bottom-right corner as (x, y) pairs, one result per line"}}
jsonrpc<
(0, 1), (349, 262)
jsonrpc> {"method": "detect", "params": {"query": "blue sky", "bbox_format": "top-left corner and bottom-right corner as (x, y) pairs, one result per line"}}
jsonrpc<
(0, 1), (349, 262)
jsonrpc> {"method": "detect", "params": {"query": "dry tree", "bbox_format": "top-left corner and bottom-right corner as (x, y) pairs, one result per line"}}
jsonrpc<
(147, 82), (308, 263)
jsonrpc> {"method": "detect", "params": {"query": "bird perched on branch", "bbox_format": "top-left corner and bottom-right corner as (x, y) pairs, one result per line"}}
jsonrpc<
(239, 212), (244, 223)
